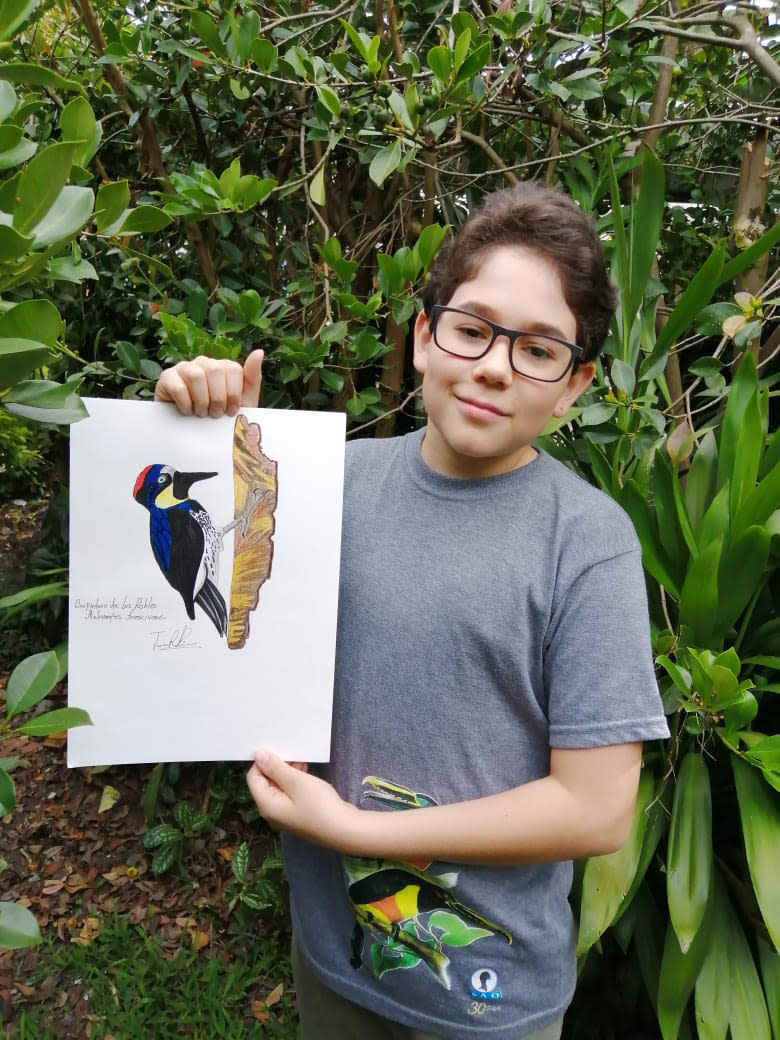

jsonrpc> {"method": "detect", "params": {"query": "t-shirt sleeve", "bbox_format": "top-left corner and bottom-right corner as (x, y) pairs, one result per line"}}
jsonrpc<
(544, 548), (670, 748)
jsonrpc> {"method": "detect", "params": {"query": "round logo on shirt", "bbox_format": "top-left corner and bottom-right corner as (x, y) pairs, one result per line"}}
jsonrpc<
(469, 967), (501, 1001)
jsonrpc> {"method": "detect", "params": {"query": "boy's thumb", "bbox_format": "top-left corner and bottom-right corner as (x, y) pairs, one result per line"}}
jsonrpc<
(242, 349), (264, 407)
(254, 747), (290, 787)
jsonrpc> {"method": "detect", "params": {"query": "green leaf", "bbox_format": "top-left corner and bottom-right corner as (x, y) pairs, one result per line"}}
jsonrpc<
(0, 63), (84, 94)
(733, 461), (780, 541)
(190, 11), (225, 56)
(29, 185), (93, 248)
(694, 870), (731, 1040)
(46, 255), (97, 283)
(0, 582), (67, 619)
(316, 84), (340, 117)
(684, 431), (717, 536)
(6, 650), (60, 719)
(729, 367), (761, 521)
(0, 0), (38, 42)
(321, 368), (344, 392)
(679, 538), (721, 646)
(628, 148), (664, 328)
(667, 754), (712, 954)
(368, 140), (399, 189)
(427, 909), (491, 946)
(17, 706), (92, 737)
(581, 402), (616, 425)
(732, 755), (780, 950)
(611, 358), (635, 395)
(620, 479), (680, 598)
(639, 241), (725, 381)
(60, 96), (97, 165)
(152, 843), (179, 875)
(0, 336), (52, 390)
(716, 525), (770, 635)
(415, 223), (448, 271)
(652, 451), (688, 587)
(251, 38), (277, 72)
(339, 19), (371, 63)
(95, 180), (130, 232)
(577, 770), (653, 955)
(0, 137), (36, 171)
(0, 223), (33, 259)
(3, 379), (87, 424)
(726, 892), (771, 1040)
(657, 884), (712, 1040)
(388, 90), (414, 132)
(118, 206), (172, 234)
(309, 165), (326, 206)
(232, 841), (250, 884)
(13, 141), (76, 235)
(143, 762), (164, 825)
(428, 45), (451, 82)
(0, 766), (15, 815)
(758, 940), (780, 1039)
(0, 901), (40, 949)
(144, 823), (182, 849)
(453, 41), (490, 87)
(0, 300), (61, 346)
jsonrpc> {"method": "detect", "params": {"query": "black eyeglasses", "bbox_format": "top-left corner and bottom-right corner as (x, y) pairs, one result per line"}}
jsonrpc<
(430, 305), (583, 383)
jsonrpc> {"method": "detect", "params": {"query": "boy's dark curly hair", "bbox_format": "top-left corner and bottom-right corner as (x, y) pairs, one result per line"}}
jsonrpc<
(421, 182), (616, 362)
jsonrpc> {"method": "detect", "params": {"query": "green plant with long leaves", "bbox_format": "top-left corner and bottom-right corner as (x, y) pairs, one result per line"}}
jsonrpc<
(553, 150), (780, 1039)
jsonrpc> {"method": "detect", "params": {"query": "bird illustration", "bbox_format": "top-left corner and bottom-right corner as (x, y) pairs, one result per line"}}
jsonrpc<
(344, 777), (512, 988)
(133, 464), (228, 637)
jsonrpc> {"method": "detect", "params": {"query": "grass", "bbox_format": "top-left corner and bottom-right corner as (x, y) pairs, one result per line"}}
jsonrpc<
(9, 914), (297, 1039)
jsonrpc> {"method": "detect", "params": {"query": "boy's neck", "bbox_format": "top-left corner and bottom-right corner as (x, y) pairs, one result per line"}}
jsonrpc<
(419, 429), (539, 480)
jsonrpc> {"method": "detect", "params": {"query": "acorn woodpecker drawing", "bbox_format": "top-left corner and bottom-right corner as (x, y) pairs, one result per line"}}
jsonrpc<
(133, 464), (228, 637)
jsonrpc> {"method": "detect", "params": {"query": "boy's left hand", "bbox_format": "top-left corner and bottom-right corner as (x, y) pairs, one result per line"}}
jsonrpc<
(247, 748), (357, 847)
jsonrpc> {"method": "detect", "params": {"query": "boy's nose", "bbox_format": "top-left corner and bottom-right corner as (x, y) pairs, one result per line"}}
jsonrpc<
(472, 335), (514, 385)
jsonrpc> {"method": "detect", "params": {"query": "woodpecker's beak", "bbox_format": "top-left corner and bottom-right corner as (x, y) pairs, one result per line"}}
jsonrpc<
(172, 471), (218, 498)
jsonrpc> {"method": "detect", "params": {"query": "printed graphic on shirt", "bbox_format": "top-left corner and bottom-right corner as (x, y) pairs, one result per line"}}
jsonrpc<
(343, 776), (513, 990)
(470, 967), (502, 1002)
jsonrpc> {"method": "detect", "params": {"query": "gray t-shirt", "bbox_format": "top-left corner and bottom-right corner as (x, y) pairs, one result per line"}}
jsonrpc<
(284, 428), (669, 1039)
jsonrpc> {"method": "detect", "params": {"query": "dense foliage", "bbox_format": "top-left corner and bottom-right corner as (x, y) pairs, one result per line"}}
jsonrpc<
(0, 1), (778, 1037)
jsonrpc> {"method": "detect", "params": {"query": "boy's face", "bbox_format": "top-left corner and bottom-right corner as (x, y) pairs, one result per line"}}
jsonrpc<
(413, 245), (596, 479)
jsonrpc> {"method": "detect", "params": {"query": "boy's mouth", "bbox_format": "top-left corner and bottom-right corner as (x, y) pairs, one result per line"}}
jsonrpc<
(455, 394), (507, 417)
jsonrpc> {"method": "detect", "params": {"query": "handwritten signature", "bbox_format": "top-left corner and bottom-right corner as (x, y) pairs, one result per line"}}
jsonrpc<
(150, 626), (201, 651)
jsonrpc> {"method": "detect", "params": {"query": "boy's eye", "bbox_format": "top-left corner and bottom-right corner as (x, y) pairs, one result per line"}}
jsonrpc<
(519, 341), (553, 360)
(455, 323), (491, 340)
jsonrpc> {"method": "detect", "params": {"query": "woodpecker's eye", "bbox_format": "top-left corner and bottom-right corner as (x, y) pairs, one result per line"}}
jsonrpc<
(157, 475), (166, 484)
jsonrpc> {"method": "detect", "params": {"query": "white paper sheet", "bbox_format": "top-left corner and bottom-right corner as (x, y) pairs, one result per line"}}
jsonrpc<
(68, 398), (345, 766)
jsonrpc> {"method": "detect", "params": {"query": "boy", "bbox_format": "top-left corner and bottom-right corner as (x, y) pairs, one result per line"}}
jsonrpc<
(155, 182), (669, 1040)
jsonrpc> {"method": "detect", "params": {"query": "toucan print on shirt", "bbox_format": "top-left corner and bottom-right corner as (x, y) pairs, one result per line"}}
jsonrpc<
(344, 776), (513, 990)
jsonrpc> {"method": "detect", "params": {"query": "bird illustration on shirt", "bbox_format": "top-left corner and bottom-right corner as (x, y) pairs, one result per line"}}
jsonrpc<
(133, 464), (228, 637)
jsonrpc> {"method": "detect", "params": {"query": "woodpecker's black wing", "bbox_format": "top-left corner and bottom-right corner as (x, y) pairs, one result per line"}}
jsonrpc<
(165, 508), (207, 620)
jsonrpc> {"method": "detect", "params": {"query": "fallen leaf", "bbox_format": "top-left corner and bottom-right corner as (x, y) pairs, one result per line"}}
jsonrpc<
(98, 786), (121, 814)
(264, 982), (283, 1007)
(250, 1001), (269, 1024)
(42, 880), (65, 896)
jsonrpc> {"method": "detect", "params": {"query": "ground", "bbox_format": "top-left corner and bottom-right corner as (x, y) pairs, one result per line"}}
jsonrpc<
(1, 500), (296, 1038)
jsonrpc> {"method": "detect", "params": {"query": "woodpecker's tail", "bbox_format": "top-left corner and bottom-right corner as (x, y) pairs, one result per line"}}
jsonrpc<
(196, 577), (227, 637)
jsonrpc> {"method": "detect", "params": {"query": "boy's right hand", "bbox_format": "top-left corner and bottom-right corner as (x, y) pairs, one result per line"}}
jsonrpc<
(154, 348), (264, 417)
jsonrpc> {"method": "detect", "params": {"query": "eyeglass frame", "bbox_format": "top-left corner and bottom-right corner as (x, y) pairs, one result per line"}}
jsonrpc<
(429, 304), (585, 383)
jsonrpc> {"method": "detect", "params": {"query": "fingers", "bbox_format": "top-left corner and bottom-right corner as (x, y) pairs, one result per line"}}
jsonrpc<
(289, 762), (309, 773)
(154, 353), (262, 418)
(241, 349), (264, 407)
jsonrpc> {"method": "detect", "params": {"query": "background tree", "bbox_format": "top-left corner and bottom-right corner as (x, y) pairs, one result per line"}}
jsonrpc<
(0, 1), (778, 1036)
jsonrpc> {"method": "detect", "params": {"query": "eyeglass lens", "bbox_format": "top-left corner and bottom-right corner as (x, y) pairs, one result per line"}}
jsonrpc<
(435, 309), (573, 380)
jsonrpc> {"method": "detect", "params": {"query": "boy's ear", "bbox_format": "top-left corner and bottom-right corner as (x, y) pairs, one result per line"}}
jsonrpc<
(552, 361), (596, 417)
(412, 310), (431, 376)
